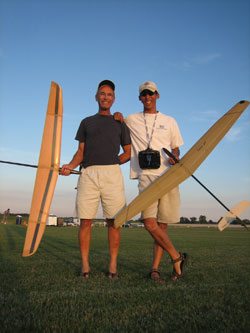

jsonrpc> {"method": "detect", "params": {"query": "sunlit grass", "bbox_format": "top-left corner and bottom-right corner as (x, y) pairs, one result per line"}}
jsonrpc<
(0, 224), (250, 332)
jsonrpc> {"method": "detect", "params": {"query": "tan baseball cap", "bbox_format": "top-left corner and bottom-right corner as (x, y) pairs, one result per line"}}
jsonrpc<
(139, 81), (158, 94)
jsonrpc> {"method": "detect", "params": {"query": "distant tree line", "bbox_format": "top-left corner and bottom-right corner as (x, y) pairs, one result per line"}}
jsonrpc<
(2, 213), (250, 225)
(180, 215), (250, 225)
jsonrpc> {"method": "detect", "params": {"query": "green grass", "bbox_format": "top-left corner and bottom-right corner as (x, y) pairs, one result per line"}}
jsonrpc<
(0, 223), (250, 332)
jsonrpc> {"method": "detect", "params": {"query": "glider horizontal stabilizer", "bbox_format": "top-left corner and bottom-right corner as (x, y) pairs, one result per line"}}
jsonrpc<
(218, 201), (250, 231)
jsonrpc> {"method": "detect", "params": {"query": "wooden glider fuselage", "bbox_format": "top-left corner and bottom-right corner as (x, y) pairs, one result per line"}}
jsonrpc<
(22, 82), (63, 256)
(114, 100), (250, 228)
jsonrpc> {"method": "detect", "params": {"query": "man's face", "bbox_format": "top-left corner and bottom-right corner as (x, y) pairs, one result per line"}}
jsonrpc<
(96, 85), (115, 110)
(139, 90), (159, 111)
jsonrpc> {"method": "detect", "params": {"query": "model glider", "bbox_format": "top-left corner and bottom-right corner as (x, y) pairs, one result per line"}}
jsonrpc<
(114, 100), (250, 228)
(218, 201), (250, 231)
(22, 82), (63, 257)
(0, 83), (80, 255)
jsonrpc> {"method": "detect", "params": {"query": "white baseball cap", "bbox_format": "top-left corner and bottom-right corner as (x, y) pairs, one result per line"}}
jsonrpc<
(139, 81), (158, 94)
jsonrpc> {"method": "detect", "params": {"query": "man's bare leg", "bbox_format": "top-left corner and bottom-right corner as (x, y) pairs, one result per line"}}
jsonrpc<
(151, 222), (167, 271)
(144, 218), (182, 276)
(106, 219), (120, 276)
(79, 219), (93, 276)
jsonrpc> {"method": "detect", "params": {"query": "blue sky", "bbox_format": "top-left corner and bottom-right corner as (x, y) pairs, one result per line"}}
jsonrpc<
(0, 0), (249, 221)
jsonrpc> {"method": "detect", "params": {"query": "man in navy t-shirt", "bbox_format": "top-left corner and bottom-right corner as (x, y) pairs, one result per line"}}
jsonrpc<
(61, 80), (131, 279)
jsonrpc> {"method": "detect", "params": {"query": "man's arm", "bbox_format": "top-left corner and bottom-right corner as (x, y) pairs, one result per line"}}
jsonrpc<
(60, 142), (85, 176)
(118, 144), (131, 164)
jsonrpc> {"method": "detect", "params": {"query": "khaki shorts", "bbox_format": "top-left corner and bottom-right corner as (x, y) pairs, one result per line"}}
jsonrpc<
(76, 165), (126, 219)
(138, 174), (180, 223)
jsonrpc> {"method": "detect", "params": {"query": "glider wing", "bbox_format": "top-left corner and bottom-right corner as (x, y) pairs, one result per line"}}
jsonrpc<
(22, 82), (63, 256)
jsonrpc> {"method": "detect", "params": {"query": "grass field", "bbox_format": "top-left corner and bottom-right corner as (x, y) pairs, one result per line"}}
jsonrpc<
(0, 222), (250, 332)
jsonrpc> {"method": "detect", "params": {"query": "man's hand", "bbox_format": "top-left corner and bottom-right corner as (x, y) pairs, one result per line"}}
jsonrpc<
(163, 147), (180, 165)
(113, 112), (124, 122)
(60, 142), (84, 176)
(60, 164), (71, 176)
(168, 155), (179, 165)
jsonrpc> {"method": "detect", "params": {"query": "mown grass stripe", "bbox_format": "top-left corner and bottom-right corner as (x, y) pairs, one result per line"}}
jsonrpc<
(1, 223), (250, 332)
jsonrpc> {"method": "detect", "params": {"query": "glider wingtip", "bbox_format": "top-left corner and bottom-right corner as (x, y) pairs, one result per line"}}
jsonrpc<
(114, 218), (124, 229)
(51, 81), (61, 89)
(114, 221), (120, 228)
(238, 100), (250, 108)
(22, 245), (37, 257)
(22, 250), (36, 257)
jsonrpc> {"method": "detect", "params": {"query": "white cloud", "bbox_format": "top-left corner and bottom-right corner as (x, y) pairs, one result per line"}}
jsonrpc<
(193, 53), (221, 65)
(190, 109), (220, 122)
(225, 127), (242, 142)
(166, 52), (222, 71)
(224, 119), (250, 142)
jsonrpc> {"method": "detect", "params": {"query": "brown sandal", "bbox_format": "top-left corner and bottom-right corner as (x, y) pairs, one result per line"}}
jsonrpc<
(80, 272), (90, 279)
(107, 272), (118, 279)
(171, 253), (188, 280)
(149, 270), (165, 283)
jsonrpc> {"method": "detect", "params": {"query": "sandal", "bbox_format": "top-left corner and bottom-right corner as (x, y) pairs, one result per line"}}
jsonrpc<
(171, 253), (188, 280)
(149, 270), (165, 283)
(80, 272), (90, 279)
(107, 272), (118, 279)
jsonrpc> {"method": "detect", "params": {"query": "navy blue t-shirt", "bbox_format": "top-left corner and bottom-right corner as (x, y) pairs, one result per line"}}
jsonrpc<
(75, 114), (131, 168)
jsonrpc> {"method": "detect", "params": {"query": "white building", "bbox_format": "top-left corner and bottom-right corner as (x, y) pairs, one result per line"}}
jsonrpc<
(46, 214), (57, 226)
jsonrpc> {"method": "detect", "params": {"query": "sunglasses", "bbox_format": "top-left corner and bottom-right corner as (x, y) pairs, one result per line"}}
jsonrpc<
(140, 90), (156, 97)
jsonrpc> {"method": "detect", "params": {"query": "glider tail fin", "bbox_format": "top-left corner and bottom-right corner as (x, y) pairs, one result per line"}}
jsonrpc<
(217, 200), (250, 231)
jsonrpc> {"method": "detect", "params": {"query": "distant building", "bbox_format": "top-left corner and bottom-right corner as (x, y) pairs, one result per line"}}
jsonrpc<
(46, 214), (57, 226)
